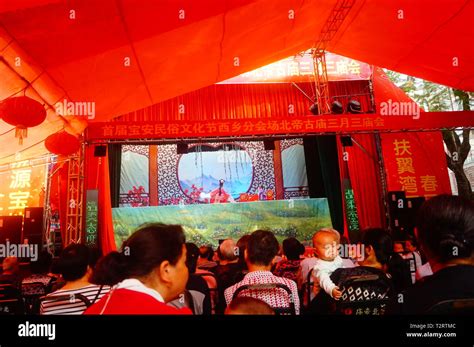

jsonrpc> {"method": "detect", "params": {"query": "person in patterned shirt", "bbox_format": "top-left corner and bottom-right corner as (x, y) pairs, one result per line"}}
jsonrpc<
(224, 230), (300, 314)
(273, 237), (305, 288)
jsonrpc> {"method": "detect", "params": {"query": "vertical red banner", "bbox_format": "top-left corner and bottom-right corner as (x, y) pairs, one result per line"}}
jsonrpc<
(381, 132), (451, 198)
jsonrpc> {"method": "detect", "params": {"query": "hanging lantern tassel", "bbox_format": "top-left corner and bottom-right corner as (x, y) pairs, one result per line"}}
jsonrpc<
(15, 126), (27, 145)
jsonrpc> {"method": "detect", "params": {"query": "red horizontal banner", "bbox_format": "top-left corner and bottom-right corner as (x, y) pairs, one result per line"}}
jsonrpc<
(220, 52), (372, 83)
(86, 112), (474, 142)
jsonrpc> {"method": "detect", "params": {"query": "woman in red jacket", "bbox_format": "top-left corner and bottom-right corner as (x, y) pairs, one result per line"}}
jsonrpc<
(85, 223), (191, 315)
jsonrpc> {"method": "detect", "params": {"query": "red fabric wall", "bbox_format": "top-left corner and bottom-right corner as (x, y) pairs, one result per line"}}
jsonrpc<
(100, 80), (373, 249)
(116, 81), (372, 122)
(338, 134), (386, 234)
(84, 146), (117, 254)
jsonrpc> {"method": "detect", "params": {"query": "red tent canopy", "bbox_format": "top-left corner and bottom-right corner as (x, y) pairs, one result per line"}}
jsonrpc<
(0, 0), (472, 162)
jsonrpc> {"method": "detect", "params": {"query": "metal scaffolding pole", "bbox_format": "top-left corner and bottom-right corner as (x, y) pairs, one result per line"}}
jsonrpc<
(312, 0), (355, 115)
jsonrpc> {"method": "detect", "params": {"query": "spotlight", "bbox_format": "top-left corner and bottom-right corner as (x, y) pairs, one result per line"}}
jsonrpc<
(340, 136), (353, 147)
(347, 100), (362, 114)
(177, 143), (188, 154)
(94, 145), (107, 157)
(309, 103), (319, 115)
(331, 100), (344, 114)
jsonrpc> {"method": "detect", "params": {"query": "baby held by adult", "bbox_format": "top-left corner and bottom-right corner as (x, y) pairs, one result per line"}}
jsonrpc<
(312, 229), (357, 299)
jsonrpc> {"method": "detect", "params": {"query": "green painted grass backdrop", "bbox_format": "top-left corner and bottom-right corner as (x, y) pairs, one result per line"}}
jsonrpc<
(112, 198), (332, 248)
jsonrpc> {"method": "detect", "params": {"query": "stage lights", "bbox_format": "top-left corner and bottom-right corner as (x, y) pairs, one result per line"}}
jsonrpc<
(347, 99), (362, 114)
(331, 100), (344, 114)
(309, 103), (319, 115)
(310, 99), (364, 115)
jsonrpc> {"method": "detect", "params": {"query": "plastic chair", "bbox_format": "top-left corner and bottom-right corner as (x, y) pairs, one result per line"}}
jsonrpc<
(0, 283), (23, 315)
(300, 267), (314, 309)
(22, 282), (48, 314)
(232, 282), (296, 315)
(335, 274), (391, 315)
(168, 290), (197, 314)
(195, 272), (218, 313)
(396, 251), (418, 284)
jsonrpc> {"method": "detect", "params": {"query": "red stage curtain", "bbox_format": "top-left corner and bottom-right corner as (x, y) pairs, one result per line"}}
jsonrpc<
(85, 146), (117, 254)
(117, 81), (372, 122)
(324, 81), (384, 238)
(338, 134), (386, 235)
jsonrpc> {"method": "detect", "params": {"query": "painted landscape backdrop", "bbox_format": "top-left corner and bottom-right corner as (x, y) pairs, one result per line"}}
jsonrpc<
(112, 198), (332, 248)
(178, 150), (253, 199)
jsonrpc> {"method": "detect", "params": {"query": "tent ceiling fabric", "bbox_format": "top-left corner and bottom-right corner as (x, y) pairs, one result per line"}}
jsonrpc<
(0, 0), (333, 122)
(0, 0), (472, 163)
(329, 0), (474, 94)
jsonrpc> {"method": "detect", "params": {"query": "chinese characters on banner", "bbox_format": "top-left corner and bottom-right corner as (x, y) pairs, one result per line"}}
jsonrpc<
(344, 188), (360, 232)
(86, 112), (474, 142)
(89, 116), (387, 140)
(219, 52), (372, 83)
(381, 132), (451, 198)
(0, 161), (46, 216)
(85, 190), (99, 247)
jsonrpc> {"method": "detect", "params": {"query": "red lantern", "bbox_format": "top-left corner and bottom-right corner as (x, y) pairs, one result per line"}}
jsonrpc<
(0, 96), (47, 144)
(45, 131), (81, 156)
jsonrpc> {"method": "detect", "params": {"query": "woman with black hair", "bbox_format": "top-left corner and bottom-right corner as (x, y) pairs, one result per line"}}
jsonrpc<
(389, 194), (474, 314)
(41, 245), (108, 315)
(360, 228), (412, 293)
(273, 237), (305, 286)
(309, 228), (411, 314)
(85, 223), (191, 315)
(168, 242), (212, 315)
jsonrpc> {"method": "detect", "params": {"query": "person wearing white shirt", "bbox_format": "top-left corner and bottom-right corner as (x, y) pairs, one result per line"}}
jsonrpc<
(312, 229), (355, 299)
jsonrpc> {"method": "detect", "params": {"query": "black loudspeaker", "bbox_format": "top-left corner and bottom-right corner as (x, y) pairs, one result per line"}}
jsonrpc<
(388, 191), (425, 237)
(388, 191), (406, 210)
(177, 143), (188, 154)
(407, 196), (426, 211)
(404, 197), (425, 230)
(340, 136), (353, 147)
(263, 140), (275, 151)
(0, 216), (23, 244)
(23, 207), (44, 246)
(94, 145), (107, 157)
(388, 191), (407, 230)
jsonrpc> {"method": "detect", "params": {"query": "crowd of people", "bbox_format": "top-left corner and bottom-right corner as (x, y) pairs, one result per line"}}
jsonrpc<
(0, 194), (473, 315)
